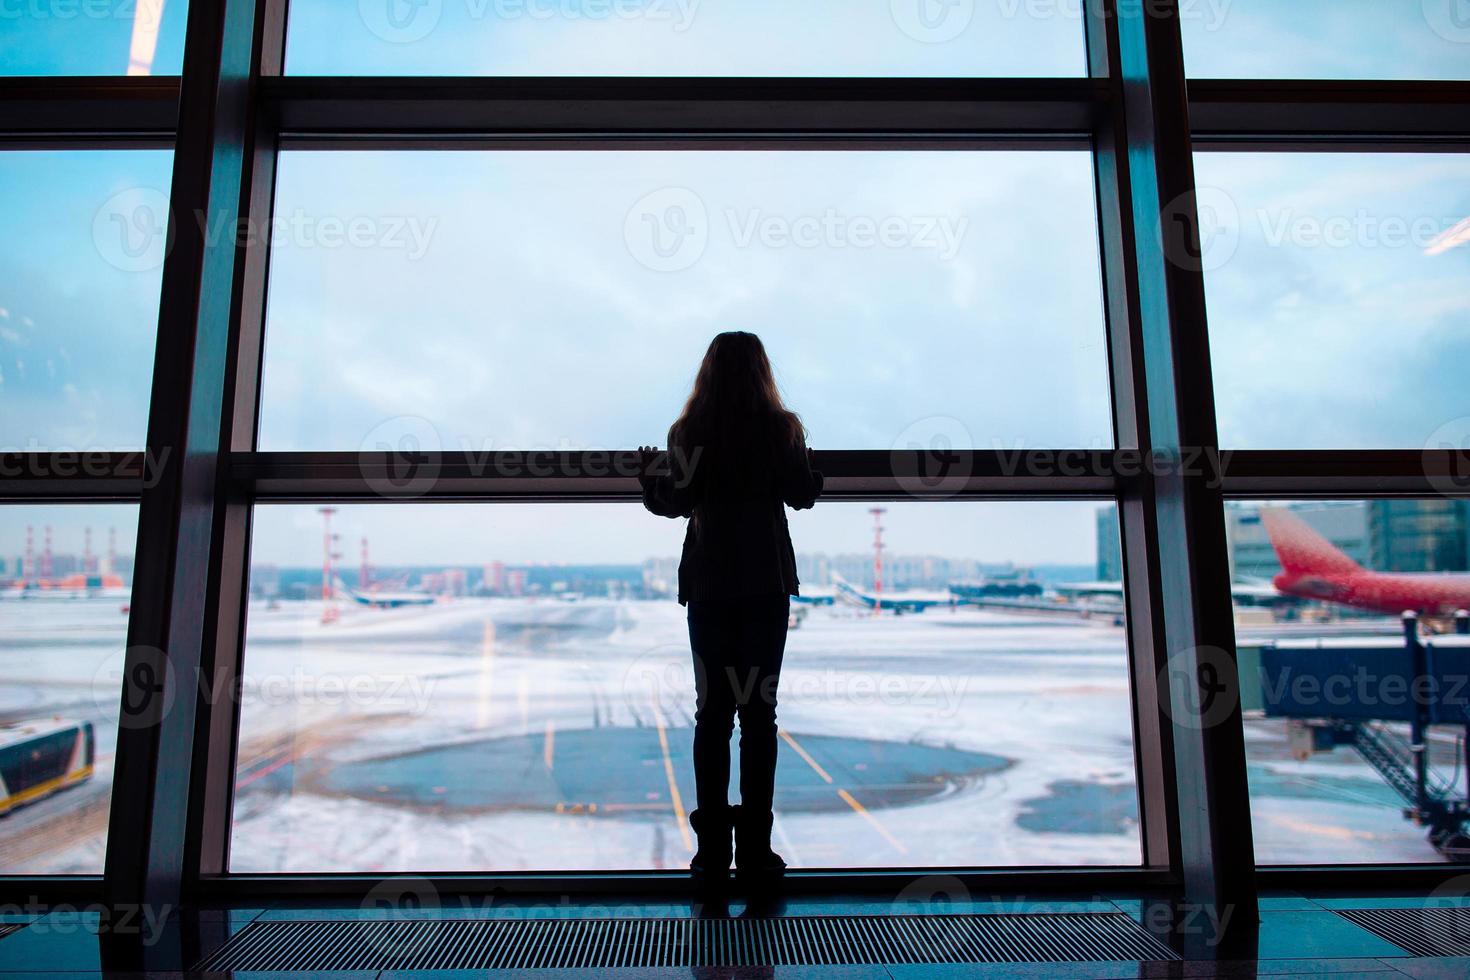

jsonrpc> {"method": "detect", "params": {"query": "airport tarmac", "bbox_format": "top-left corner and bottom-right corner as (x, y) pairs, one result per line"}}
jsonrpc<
(0, 595), (1459, 873)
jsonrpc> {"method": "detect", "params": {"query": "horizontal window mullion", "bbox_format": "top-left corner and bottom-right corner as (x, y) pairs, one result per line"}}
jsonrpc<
(264, 75), (1107, 138)
(0, 77), (180, 143)
(1220, 450), (1469, 497)
(230, 450), (1121, 500)
(0, 453), (151, 501)
(1188, 79), (1470, 146)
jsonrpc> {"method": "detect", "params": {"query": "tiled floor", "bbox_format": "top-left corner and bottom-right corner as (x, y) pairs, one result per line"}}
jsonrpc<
(0, 893), (1465, 978)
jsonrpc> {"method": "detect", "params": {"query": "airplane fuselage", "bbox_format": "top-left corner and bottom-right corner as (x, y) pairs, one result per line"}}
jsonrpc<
(1275, 570), (1470, 617)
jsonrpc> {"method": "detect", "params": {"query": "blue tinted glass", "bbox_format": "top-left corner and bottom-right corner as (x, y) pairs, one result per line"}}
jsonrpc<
(286, 0), (1084, 76)
(257, 150), (1111, 451)
(1227, 498), (1470, 865)
(0, 0), (189, 75)
(0, 503), (138, 874)
(231, 500), (1138, 872)
(1182, 0), (1470, 79)
(0, 150), (172, 452)
(1196, 152), (1470, 449)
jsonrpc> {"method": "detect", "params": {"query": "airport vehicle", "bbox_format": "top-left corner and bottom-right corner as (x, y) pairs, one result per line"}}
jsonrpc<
(0, 719), (95, 816)
(1262, 507), (1470, 617)
(333, 576), (436, 609)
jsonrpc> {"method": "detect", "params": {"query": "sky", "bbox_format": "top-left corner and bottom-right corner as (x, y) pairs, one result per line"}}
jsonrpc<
(2, 2), (1469, 565)
(6, 0), (1470, 79)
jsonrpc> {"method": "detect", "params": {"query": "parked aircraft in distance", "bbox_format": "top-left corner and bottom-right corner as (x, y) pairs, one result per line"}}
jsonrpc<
(1263, 507), (1470, 617)
(333, 577), (436, 609)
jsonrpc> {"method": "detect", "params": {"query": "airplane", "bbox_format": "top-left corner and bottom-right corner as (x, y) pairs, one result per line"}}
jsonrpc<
(1262, 507), (1470, 617)
(332, 576), (436, 609)
(830, 572), (956, 613)
(790, 587), (836, 606)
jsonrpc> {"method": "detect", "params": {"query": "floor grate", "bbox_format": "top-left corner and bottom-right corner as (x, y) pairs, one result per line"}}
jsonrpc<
(195, 913), (1179, 971)
(1335, 907), (1470, 957)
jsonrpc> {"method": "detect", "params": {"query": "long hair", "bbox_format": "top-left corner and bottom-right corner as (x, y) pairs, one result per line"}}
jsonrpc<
(669, 331), (804, 452)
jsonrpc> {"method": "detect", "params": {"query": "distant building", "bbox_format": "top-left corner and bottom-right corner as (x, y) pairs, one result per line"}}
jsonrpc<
(484, 561), (506, 593)
(506, 568), (527, 596)
(1368, 499), (1470, 573)
(1095, 505), (1122, 581)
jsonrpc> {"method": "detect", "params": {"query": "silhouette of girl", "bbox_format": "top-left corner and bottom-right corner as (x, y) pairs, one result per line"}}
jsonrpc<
(640, 331), (823, 889)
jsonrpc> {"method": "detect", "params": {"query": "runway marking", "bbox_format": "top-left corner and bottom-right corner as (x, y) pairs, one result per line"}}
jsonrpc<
(475, 619), (496, 729)
(779, 729), (833, 784)
(837, 788), (908, 855)
(779, 729), (905, 856)
(650, 696), (693, 854)
(543, 721), (555, 770)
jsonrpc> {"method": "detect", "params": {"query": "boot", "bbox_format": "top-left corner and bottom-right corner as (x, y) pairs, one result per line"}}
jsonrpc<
(688, 806), (733, 889)
(732, 805), (786, 885)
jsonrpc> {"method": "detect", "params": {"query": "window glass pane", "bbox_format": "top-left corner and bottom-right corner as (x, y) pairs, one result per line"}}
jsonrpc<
(230, 500), (1138, 872)
(0, 504), (137, 874)
(258, 150), (1111, 451)
(0, 150), (172, 452)
(285, 0), (1084, 76)
(0, 0), (189, 75)
(1182, 0), (1470, 79)
(1195, 152), (1470, 449)
(1226, 498), (1470, 865)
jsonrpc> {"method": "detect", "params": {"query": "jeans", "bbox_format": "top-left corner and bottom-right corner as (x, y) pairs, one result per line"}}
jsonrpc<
(686, 594), (791, 816)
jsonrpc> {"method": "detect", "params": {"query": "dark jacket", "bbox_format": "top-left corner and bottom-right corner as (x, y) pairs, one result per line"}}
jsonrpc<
(640, 416), (823, 605)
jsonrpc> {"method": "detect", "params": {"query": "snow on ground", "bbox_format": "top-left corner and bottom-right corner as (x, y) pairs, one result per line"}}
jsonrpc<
(0, 595), (1454, 872)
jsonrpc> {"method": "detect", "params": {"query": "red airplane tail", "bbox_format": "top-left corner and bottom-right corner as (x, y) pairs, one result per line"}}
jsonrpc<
(1259, 507), (1363, 577)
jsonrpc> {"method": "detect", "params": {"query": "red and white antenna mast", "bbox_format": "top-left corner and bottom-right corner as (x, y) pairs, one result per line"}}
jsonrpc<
(869, 506), (886, 617)
(319, 506), (340, 623)
(108, 526), (118, 575)
(40, 525), (54, 580)
(360, 536), (371, 593)
(24, 525), (34, 584)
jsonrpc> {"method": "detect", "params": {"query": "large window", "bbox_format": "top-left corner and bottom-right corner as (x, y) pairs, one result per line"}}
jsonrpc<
(230, 500), (1138, 871)
(257, 150), (1112, 453)
(0, 0), (190, 75)
(0, 504), (137, 874)
(0, 150), (173, 453)
(14, 0), (1468, 899)
(1225, 498), (1470, 865)
(284, 0), (1086, 76)
(1195, 152), (1470, 449)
